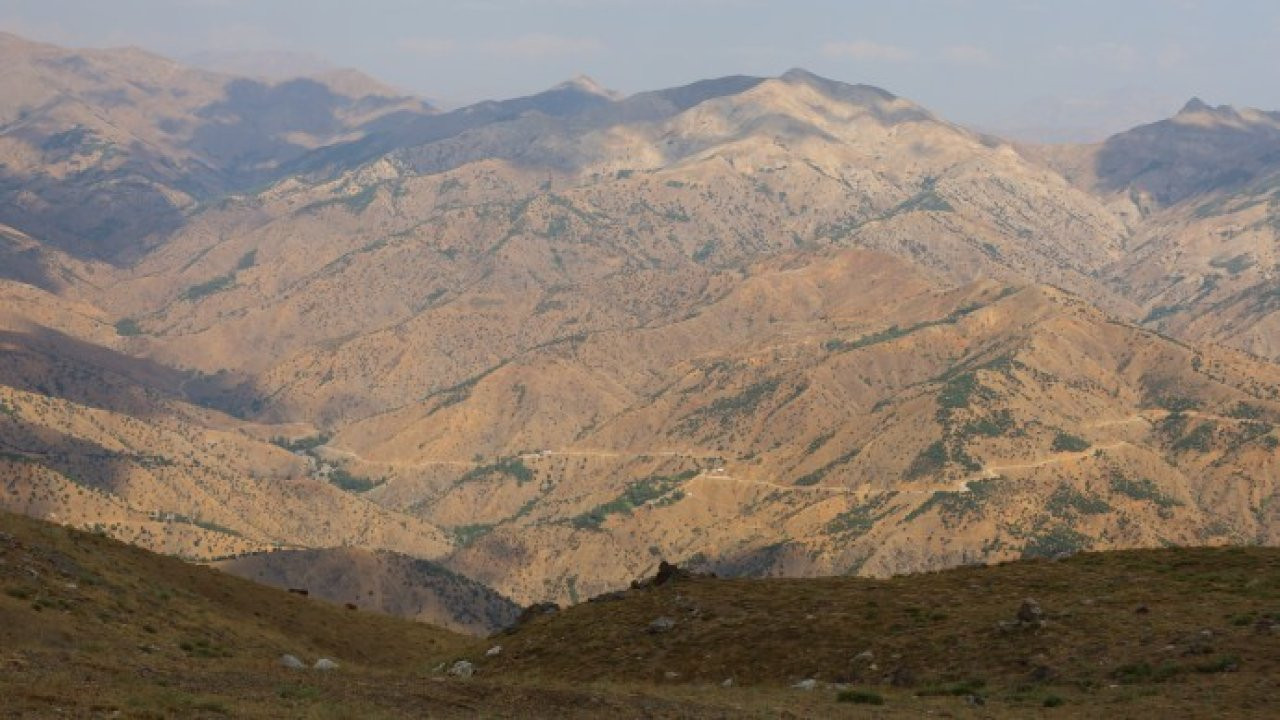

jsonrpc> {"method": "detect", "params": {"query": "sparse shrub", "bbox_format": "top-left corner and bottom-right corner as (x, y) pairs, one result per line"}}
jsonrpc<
(916, 679), (985, 697)
(1171, 423), (1215, 452)
(1109, 472), (1180, 509)
(1043, 695), (1065, 707)
(181, 274), (235, 301)
(837, 689), (884, 705)
(114, 318), (143, 336)
(1111, 661), (1180, 683)
(1021, 525), (1088, 559)
(1194, 655), (1240, 673)
(1050, 432), (1090, 453)
(906, 440), (949, 479)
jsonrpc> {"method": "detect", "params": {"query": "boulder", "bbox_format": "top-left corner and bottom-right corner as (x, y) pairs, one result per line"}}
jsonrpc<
(313, 658), (339, 671)
(647, 616), (677, 634)
(1017, 598), (1044, 625)
(448, 660), (475, 679)
(792, 679), (817, 691)
(279, 654), (305, 669)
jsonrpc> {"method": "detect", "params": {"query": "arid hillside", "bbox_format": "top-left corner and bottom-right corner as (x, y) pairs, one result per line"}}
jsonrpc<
(3, 32), (1280, 615)
(217, 546), (521, 634)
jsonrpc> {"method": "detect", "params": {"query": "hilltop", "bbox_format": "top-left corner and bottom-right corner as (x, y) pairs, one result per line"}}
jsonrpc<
(4, 510), (1280, 718)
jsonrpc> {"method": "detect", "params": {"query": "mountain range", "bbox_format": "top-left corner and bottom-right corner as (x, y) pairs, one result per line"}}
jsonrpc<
(3, 31), (1280, 612)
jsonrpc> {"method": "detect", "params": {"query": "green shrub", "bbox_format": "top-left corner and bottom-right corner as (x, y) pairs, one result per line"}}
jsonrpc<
(114, 318), (143, 336)
(181, 274), (235, 301)
(837, 689), (884, 705)
(1051, 432), (1090, 452)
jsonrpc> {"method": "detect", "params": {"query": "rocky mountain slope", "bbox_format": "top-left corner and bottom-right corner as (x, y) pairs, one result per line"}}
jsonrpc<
(0, 31), (431, 263)
(3, 32), (1280, 614)
(217, 546), (520, 634)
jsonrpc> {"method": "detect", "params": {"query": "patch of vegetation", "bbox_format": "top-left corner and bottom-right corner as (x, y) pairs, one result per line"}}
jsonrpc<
(179, 637), (232, 659)
(328, 468), (383, 493)
(1194, 655), (1240, 674)
(1047, 485), (1111, 517)
(1142, 304), (1185, 323)
(459, 457), (535, 486)
(905, 480), (997, 524)
(892, 177), (954, 214)
(938, 373), (979, 410)
(795, 446), (861, 486)
(452, 523), (494, 547)
(235, 250), (257, 270)
(1227, 402), (1265, 420)
(1021, 524), (1089, 559)
(570, 471), (695, 530)
(1209, 254), (1254, 276)
(825, 493), (897, 536)
(270, 434), (331, 453)
(1050, 432), (1091, 453)
(1156, 396), (1200, 413)
(545, 215), (570, 238)
(303, 184), (380, 215)
(1109, 473), (1180, 510)
(916, 679), (986, 697)
(905, 441), (949, 480)
(682, 378), (781, 429)
(1111, 661), (1181, 684)
(824, 303), (986, 353)
(114, 318), (143, 337)
(804, 432), (835, 456)
(692, 240), (716, 263)
(961, 409), (1015, 437)
(181, 273), (235, 301)
(837, 689), (884, 705)
(1171, 422), (1215, 452)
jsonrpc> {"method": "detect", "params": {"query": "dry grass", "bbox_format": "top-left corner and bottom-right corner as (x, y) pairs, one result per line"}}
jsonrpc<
(4, 510), (1280, 717)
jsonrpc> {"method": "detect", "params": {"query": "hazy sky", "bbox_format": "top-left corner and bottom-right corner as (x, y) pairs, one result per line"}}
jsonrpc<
(6, 0), (1280, 141)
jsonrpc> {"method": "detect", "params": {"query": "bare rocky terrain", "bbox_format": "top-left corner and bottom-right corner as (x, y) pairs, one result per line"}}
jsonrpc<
(3, 32), (1280, 617)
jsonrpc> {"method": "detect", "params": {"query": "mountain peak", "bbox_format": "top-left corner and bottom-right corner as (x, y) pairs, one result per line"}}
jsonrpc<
(776, 67), (898, 103)
(552, 74), (619, 100)
(1180, 97), (1212, 114)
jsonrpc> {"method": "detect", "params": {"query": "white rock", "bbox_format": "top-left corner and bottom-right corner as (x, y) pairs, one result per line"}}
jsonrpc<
(279, 654), (305, 669)
(448, 660), (475, 679)
(485, 645), (502, 657)
(313, 658), (339, 671)
(792, 679), (817, 691)
(721, 678), (735, 688)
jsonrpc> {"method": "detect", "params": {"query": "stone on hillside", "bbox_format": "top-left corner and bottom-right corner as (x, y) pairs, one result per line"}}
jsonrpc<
(721, 678), (735, 688)
(448, 660), (475, 679)
(279, 654), (305, 669)
(792, 678), (817, 691)
(485, 645), (502, 657)
(654, 560), (689, 586)
(853, 650), (874, 663)
(313, 658), (339, 671)
(1017, 598), (1044, 625)
(648, 616), (677, 634)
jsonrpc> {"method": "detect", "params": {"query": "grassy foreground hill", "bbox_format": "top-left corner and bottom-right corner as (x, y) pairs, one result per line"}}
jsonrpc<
(4, 509), (1280, 718)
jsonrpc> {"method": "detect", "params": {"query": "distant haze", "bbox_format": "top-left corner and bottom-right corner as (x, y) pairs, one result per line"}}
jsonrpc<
(5, 0), (1280, 142)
